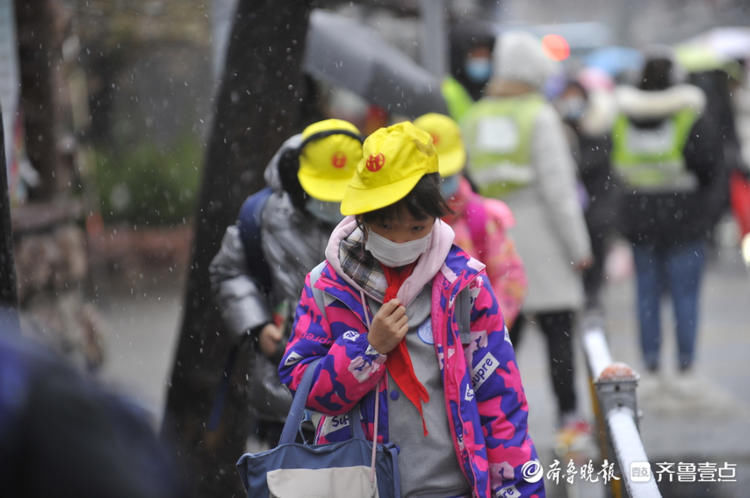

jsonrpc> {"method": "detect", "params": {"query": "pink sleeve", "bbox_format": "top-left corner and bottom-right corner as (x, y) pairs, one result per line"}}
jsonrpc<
(279, 273), (386, 416)
(482, 201), (527, 327)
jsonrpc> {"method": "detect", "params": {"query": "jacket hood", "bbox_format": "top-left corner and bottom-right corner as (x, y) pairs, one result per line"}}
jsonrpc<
(615, 84), (705, 121)
(324, 216), (456, 306)
(263, 133), (303, 193)
(579, 90), (618, 137)
(491, 30), (559, 91)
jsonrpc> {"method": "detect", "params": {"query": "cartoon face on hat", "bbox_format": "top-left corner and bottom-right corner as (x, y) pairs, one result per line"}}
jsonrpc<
(297, 119), (363, 202)
(340, 121), (438, 216)
(413, 113), (467, 177)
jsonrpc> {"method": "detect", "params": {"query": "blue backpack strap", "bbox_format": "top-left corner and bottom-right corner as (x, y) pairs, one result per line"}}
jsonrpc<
(237, 186), (274, 294)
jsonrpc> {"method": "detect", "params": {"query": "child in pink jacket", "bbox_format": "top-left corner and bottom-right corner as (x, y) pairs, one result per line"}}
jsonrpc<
(280, 122), (544, 498)
(415, 113), (527, 327)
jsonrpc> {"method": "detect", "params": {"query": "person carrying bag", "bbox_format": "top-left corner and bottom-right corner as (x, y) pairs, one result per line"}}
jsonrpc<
(237, 338), (400, 498)
(277, 122), (544, 498)
(208, 119), (363, 443)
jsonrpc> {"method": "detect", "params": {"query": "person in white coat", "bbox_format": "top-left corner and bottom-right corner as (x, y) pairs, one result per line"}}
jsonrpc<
(460, 31), (593, 439)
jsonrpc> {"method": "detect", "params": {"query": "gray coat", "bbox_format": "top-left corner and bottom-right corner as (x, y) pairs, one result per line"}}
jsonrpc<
(502, 102), (592, 312)
(209, 135), (334, 337)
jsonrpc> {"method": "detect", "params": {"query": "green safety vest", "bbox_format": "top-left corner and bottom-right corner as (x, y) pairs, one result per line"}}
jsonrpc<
(441, 76), (475, 123)
(611, 108), (698, 191)
(460, 94), (545, 198)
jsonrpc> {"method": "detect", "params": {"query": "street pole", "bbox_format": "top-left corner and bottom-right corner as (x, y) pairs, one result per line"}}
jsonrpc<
(613, 0), (636, 46)
(419, 0), (448, 78)
(0, 106), (19, 331)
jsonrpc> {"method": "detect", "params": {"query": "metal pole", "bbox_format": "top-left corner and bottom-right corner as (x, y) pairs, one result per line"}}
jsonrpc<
(582, 326), (614, 380)
(0, 105), (20, 331)
(419, 0), (448, 78)
(582, 322), (661, 497)
(607, 407), (662, 497)
(211, 0), (239, 82)
(613, 0), (637, 46)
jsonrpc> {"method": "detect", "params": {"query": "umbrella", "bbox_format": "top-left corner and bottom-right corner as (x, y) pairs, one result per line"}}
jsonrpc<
(583, 46), (643, 77)
(674, 42), (743, 79)
(674, 44), (731, 73)
(304, 9), (448, 118)
(680, 27), (750, 60)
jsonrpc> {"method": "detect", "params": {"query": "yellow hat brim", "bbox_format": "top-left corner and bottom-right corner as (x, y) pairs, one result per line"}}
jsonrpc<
(438, 146), (466, 177)
(298, 173), (351, 202)
(340, 171), (424, 216)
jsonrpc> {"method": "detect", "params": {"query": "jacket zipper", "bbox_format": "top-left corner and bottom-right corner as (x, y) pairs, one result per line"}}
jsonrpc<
(439, 280), (482, 497)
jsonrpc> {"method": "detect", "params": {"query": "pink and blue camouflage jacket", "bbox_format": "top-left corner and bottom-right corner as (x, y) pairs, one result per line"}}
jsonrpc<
(279, 221), (544, 498)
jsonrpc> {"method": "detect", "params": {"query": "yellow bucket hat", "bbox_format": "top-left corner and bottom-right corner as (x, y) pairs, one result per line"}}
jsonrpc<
(413, 113), (466, 177)
(340, 121), (438, 216)
(297, 119), (363, 202)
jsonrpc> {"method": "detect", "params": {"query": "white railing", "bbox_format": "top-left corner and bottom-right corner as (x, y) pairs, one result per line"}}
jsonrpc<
(581, 321), (661, 498)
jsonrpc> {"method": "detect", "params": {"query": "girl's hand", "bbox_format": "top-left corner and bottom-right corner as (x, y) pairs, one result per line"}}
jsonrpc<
(367, 299), (408, 354)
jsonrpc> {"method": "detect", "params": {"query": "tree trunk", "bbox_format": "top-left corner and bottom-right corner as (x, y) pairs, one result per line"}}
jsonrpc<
(14, 0), (60, 201)
(161, 1), (311, 496)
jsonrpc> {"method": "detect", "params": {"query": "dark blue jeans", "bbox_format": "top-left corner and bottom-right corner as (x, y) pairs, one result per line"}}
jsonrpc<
(631, 241), (706, 371)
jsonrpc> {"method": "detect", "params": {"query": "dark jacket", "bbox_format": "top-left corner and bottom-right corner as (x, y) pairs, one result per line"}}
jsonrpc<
(209, 135), (335, 338)
(0, 327), (184, 498)
(564, 90), (619, 230)
(613, 84), (725, 247)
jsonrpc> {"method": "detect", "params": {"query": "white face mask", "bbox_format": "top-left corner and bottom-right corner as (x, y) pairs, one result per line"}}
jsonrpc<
(306, 198), (344, 225)
(365, 228), (432, 268)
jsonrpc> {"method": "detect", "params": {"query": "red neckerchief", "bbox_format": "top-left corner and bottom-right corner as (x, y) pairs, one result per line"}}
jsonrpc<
(381, 261), (430, 436)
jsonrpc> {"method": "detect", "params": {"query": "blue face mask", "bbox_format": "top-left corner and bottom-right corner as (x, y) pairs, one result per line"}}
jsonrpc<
(465, 58), (491, 83)
(557, 97), (586, 123)
(440, 175), (460, 198)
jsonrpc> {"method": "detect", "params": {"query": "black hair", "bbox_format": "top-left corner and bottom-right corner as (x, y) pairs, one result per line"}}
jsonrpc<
(563, 79), (588, 101)
(358, 173), (451, 226)
(278, 129), (364, 211)
(278, 149), (309, 211)
(639, 57), (674, 91)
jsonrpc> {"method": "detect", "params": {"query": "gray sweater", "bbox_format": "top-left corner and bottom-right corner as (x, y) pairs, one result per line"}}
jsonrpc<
(371, 285), (470, 498)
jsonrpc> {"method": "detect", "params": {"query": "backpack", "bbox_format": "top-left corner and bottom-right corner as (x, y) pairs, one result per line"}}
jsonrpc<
(464, 195), (490, 264)
(237, 186), (274, 294)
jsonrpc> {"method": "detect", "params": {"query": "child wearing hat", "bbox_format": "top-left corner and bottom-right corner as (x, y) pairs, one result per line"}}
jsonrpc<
(279, 122), (544, 497)
(210, 118), (363, 445)
(415, 112), (527, 328)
